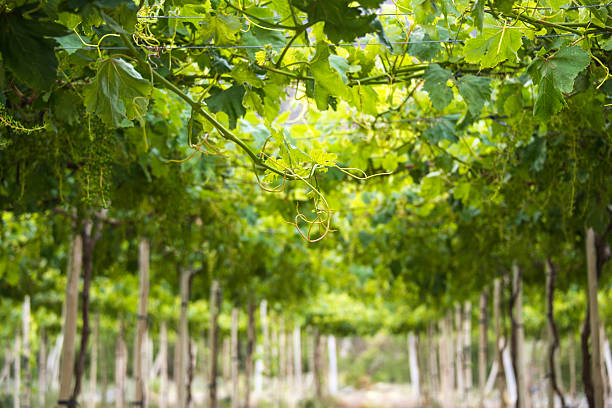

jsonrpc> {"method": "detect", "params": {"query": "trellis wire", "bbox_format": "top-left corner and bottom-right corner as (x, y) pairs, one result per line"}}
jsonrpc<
(135, 2), (612, 18)
(516, 2), (612, 9)
(55, 33), (576, 50)
(136, 12), (416, 19)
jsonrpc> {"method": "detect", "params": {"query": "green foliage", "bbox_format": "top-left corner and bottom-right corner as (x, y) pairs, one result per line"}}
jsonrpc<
(83, 57), (152, 127)
(456, 75), (492, 115)
(423, 64), (453, 110)
(291, 0), (386, 43)
(528, 46), (591, 119)
(463, 26), (524, 68)
(0, 0), (610, 349)
(204, 84), (247, 129)
(0, 6), (66, 90)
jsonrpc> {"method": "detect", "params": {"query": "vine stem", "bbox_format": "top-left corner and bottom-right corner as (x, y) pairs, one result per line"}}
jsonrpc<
(119, 33), (291, 179)
(488, 9), (585, 35)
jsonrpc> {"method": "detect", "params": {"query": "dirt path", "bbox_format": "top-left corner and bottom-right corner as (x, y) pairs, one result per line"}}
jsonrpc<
(334, 383), (422, 408)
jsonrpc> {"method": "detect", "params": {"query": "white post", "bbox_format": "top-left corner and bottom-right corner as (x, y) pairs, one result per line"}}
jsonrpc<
(513, 264), (530, 408)
(177, 269), (191, 408)
(134, 238), (150, 408)
(408, 332), (420, 398)
(22, 295), (31, 407)
(14, 334), (21, 408)
(231, 308), (239, 408)
(455, 304), (464, 396)
(463, 301), (472, 391)
(115, 324), (127, 408)
(48, 334), (63, 392)
(502, 341), (517, 405)
(89, 314), (99, 408)
(39, 329), (47, 408)
(58, 234), (83, 407)
(293, 326), (303, 397)
(260, 300), (269, 378)
(603, 338), (612, 395)
(254, 344), (264, 393)
(586, 228), (605, 408)
(327, 336), (338, 396)
(159, 322), (168, 408)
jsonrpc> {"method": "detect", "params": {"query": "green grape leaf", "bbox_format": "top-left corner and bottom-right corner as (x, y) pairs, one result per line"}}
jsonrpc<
(423, 64), (454, 110)
(420, 172), (446, 199)
(528, 46), (590, 119)
(456, 75), (492, 115)
(328, 55), (361, 84)
(309, 43), (349, 110)
(51, 90), (82, 125)
(54, 33), (87, 55)
(494, 0), (515, 13)
(424, 117), (458, 143)
(269, 0), (292, 17)
(0, 7), (66, 90)
(463, 27), (523, 68)
(200, 14), (242, 45)
(471, 0), (485, 32)
(83, 58), (152, 128)
(532, 73), (567, 119)
(204, 84), (247, 129)
(529, 46), (590, 93)
(231, 62), (264, 88)
(240, 25), (287, 60)
(291, 0), (386, 43)
(242, 90), (265, 117)
(407, 27), (441, 61)
(349, 85), (379, 116)
(412, 0), (440, 24)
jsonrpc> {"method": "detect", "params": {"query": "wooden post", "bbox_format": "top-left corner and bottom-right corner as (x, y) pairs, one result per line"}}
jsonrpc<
(446, 314), (455, 392)
(22, 296), (31, 407)
(479, 288), (489, 405)
(293, 325), (303, 398)
(327, 335), (338, 395)
(512, 264), (529, 408)
(134, 238), (150, 408)
(57, 233), (82, 408)
(88, 313), (99, 408)
(177, 268), (192, 408)
(101, 335), (108, 406)
(231, 308), (239, 408)
(279, 317), (286, 390)
(455, 303), (465, 396)
(246, 301), (255, 408)
(14, 334), (21, 408)
(39, 329), (47, 408)
(223, 337), (231, 387)
(493, 278), (506, 408)
(569, 333), (576, 401)
(230, 307), (240, 408)
(602, 333), (612, 402)
(313, 329), (323, 399)
(464, 301), (472, 391)
(287, 327), (294, 393)
(408, 332), (420, 398)
(586, 228), (605, 408)
(209, 280), (220, 408)
(115, 322), (127, 408)
(159, 322), (168, 408)
(427, 323), (439, 397)
(260, 300), (269, 378)
(438, 320), (448, 402)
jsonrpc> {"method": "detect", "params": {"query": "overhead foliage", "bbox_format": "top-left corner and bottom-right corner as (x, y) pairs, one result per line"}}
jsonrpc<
(0, 0), (611, 335)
